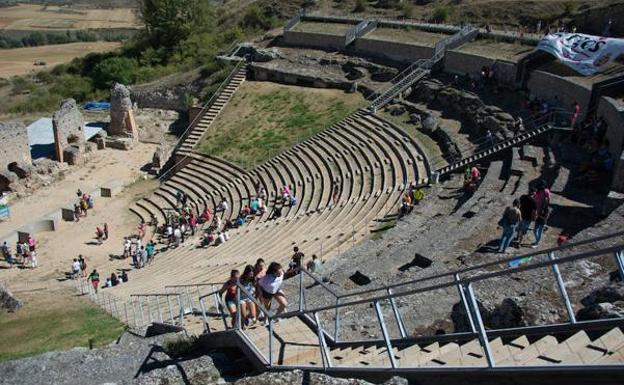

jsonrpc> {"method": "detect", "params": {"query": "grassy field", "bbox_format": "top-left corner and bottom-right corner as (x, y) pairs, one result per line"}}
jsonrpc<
(197, 81), (366, 169)
(0, 288), (125, 362)
(0, 41), (121, 78)
(0, 4), (140, 31)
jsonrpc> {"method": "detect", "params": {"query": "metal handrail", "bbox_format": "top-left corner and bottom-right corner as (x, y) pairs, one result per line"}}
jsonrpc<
(336, 230), (624, 301)
(428, 110), (561, 166)
(159, 59), (246, 182)
(273, 243), (624, 319)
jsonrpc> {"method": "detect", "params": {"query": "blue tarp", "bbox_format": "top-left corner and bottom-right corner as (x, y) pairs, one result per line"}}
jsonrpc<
(83, 101), (111, 111)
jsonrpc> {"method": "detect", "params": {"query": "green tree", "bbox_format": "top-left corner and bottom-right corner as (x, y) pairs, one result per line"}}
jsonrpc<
(140, 0), (213, 47)
(92, 57), (138, 89)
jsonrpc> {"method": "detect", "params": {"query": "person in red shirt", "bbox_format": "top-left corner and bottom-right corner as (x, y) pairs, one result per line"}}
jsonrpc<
(219, 269), (241, 328)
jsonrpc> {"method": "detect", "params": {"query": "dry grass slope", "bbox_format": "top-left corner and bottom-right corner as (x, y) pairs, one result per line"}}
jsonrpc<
(197, 81), (366, 169)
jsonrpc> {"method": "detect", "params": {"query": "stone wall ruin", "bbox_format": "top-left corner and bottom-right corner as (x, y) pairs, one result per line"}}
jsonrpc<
(52, 98), (86, 165)
(0, 122), (32, 191)
(110, 83), (139, 141)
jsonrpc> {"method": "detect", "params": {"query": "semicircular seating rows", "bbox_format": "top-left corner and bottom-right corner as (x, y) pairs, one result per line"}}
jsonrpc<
(114, 109), (430, 299)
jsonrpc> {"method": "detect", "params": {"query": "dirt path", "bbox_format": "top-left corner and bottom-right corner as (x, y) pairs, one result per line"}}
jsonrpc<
(0, 143), (158, 293)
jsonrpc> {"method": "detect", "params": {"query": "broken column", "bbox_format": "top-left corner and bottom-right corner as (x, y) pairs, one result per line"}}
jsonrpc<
(109, 83), (138, 143)
(52, 99), (86, 165)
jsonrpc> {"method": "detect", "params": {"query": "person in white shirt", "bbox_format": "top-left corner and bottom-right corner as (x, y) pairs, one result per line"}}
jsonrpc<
(173, 227), (182, 247)
(217, 232), (226, 245)
(123, 238), (131, 258)
(258, 262), (288, 320)
(71, 259), (81, 279)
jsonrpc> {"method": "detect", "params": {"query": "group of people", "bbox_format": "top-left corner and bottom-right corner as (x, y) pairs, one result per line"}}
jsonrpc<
(1, 235), (38, 269)
(399, 183), (426, 218)
(218, 247), (322, 328)
(73, 189), (95, 222)
(71, 255), (88, 279)
(497, 180), (561, 253)
(123, 236), (155, 269)
(86, 268), (128, 293)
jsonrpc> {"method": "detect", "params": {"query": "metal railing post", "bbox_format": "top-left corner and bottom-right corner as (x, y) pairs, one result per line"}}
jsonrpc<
(387, 288), (407, 338)
(199, 297), (209, 333)
(112, 298), (119, 319)
(176, 295), (183, 326)
(333, 297), (341, 342)
(548, 252), (577, 324)
(298, 271), (305, 312)
(455, 273), (476, 333)
(614, 250), (624, 282)
(464, 283), (495, 368)
(236, 287), (242, 330)
(123, 303), (129, 324)
(167, 296), (174, 323)
(146, 297), (154, 323)
(196, 285), (202, 309)
(185, 286), (192, 310)
(213, 287), (228, 330)
(374, 301), (397, 368)
(138, 297), (146, 326)
(314, 312), (332, 369)
(268, 318), (274, 366)
(131, 300), (138, 327)
(156, 297), (164, 323)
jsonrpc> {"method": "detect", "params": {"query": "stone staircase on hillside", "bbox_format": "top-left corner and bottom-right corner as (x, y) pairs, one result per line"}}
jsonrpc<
(176, 62), (247, 155)
(367, 25), (477, 113)
(435, 113), (572, 178)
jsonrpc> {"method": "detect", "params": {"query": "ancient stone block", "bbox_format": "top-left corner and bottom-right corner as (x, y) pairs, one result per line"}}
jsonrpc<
(152, 143), (173, 170)
(53, 99), (86, 163)
(62, 145), (85, 166)
(0, 122), (31, 175)
(110, 83), (139, 140)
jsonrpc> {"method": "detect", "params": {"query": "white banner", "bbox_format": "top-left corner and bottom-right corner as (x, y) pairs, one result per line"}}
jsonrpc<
(537, 33), (624, 76)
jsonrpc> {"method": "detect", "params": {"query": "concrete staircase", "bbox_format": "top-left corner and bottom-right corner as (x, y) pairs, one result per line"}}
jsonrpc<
(367, 25), (477, 113)
(435, 114), (572, 177)
(176, 62), (247, 155)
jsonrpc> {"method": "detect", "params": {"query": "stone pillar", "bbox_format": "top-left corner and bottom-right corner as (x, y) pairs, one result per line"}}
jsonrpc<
(110, 83), (138, 140)
(52, 99), (86, 164)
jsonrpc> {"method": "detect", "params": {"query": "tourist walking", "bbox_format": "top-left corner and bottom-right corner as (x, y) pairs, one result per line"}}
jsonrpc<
(258, 262), (288, 322)
(498, 199), (522, 253)
(219, 269), (241, 328)
(88, 269), (100, 293)
(533, 206), (550, 248)
(517, 187), (537, 245)
(240, 265), (258, 326)
(103, 223), (109, 240)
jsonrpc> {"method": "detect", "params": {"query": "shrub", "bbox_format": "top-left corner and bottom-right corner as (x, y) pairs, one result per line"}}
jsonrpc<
(431, 5), (451, 23)
(242, 4), (274, 30)
(401, 3), (416, 19)
(354, 0), (367, 12)
(92, 57), (138, 89)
